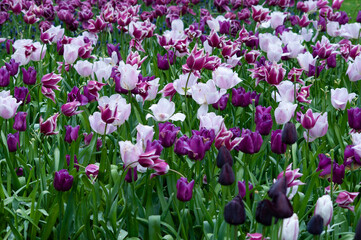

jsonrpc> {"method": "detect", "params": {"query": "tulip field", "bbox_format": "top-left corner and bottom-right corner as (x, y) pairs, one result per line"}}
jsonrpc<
(2, 0), (361, 239)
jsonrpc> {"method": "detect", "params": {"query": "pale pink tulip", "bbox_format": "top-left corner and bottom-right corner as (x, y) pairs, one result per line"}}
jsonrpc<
(303, 113), (328, 142)
(0, 91), (22, 119)
(146, 98), (186, 122)
(330, 88), (356, 110)
(274, 101), (298, 124)
(212, 66), (242, 89)
(118, 63), (140, 90)
(74, 60), (93, 77)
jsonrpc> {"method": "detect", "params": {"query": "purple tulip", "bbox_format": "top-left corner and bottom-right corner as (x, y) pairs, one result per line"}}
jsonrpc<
(224, 196), (246, 225)
(14, 87), (31, 104)
(176, 177), (195, 202)
(238, 180), (253, 199)
(16, 167), (24, 177)
(235, 129), (263, 154)
(348, 108), (361, 131)
(13, 112), (27, 132)
(125, 165), (138, 182)
(7, 132), (20, 152)
(186, 135), (207, 161)
(145, 140), (163, 156)
(212, 93), (229, 111)
(256, 200), (274, 226)
(282, 122), (298, 145)
(271, 129), (287, 154)
(232, 87), (251, 107)
(300, 109), (318, 130)
(357, 11), (361, 23)
(174, 135), (189, 155)
(317, 154), (345, 184)
(158, 122), (180, 148)
(307, 214), (324, 235)
(85, 164), (99, 178)
(66, 154), (79, 171)
(0, 67), (10, 87)
(218, 163), (235, 186)
(5, 59), (20, 76)
(344, 145), (361, 169)
(255, 106), (273, 135)
(53, 169), (73, 192)
(216, 145), (233, 168)
(107, 43), (121, 63)
(64, 125), (80, 144)
(336, 191), (359, 211)
(67, 86), (88, 105)
(22, 67), (37, 85)
(192, 128), (215, 151)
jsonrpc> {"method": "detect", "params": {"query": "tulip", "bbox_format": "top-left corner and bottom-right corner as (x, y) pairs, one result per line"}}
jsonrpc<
(304, 113), (328, 142)
(277, 164), (304, 188)
(66, 155), (79, 171)
(355, 217), (361, 239)
(238, 181), (253, 199)
(224, 196), (246, 225)
(280, 214), (299, 240)
(5, 59), (20, 76)
(236, 129), (263, 154)
(41, 72), (62, 90)
(218, 163), (235, 186)
(40, 113), (59, 135)
(331, 88), (356, 110)
(89, 112), (117, 135)
(174, 135), (190, 156)
(119, 141), (142, 169)
(275, 102), (297, 125)
(336, 191), (359, 211)
(301, 109), (319, 129)
(256, 200), (274, 226)
(61, 101), (83, 117)
(212, 93), (229, 111)
(7, 132), (20, 152)
(344, 145), (361, 169)
(246, 233), (266, 240)
(357, 11), (361, 23)
(186, 46), (206, 71)
(85, 164), (99, 178)
(146, 98), (186, 122)
(117, 63), (140, 91)
(186, 134), (207, 161)
(268, 176), (287, 199)
(21, 67), (37, 85)
(307, 214), (324, 235)
(212, 66), (242, 89)
(74, 60), (93, 77)
(176, 177), (195, 202)
(0, 92), (22, 119)
(14, 87), (31, 104)
(124, 165), (138, 183)
(173, 73), (198, 96)
(53, 169), (73, 192)
(158, 122), (180, 148)
(13, 112), (27, 132)
(215, 126), (242, 151)
(316, 154), (345, 184)
(255, 106), (273, 135)
(159, 83), (176, 100)
(64, 125), (80, 144)
(271, 130), (287, 154)
(314, 195), (333, 226)
(16, 167), (24, 177)
(271, 192), (294, 219)
(199, 112), (225, 135)
(216, 145), (233, 168)
(0, 67), (10, 87)
(348, 108), (361, 131)
(282, 122), (298, 145)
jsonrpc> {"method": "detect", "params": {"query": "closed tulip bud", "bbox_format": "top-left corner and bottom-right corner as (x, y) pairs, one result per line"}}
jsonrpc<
(66, 154), (79, 171)
(236, 129), (263, 154)
(348, 108), (361, 131)
(124, 166), (138, 182)
(314, 195), (333, 226)
(13, 112), (27, 132)
(176, 177), (195, 202)
(255, 106), (273, 135)
(271, 130), (287, 154)
(0, 67), (10, 87)
(307, 214), (324, 235)
(354, 217), (361, 239)
(281, 214), (299, 240)
(22, 67), (37, 85)
(271, 193), (294, 219)
(238, 180), (253, 198)
(7, 132), (19, 152)
(268, 176), (287, 199)
(16, 167), (24, 177)
(216, 145), (233, 168)
(64, 125), (80, 144)
(256, 200), (274, 226)
(85, 164), (99, 178)
(53, 169), (73, 192)
(282, 122), (297, 145)
(218, 163), (235, 185)
(159, 122), (180, 148)
(224, 196), (246, 225)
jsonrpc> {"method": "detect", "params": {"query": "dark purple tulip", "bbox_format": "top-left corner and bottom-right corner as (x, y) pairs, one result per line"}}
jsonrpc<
(22, 67), (37, 85)
(124, 165), (138, 182)
(7, 132), (19, 152)
(256, 200), (274, 226)
(0, 67), (10, 87)
(157, 51), (175, 70)
(327, 54), (337, 68)
(66, 154), (79, 171)
(232, 87), (251, 107)
(224, 196), (246, 225)
(357, 11), (361, 23)
(219, 21), (230, 34)
(354, 216), (361, 239)
(317, 154), (345, 184)
(255, 106), (273, 135)
(14, 87), (31, 104)
(307, 214), (324, 235)
(174, 135), (189, 155)
(145, 140), (163, 156)
(5, 59), (20, 76)
(16, 167), (24, 177)
(53, 169), (73, 192)
(230, 127), (241, 138)
(238, 180), (253, 198)
(6, 39), (14, 54)
(186, 135), (207, 160)
(218, 163), (235, 186)
(271, 130), (287, 154)
(13, 112), (27, 132)
(337, 11), (349, 25)
(192, 128), (215, 151)
(217, 145), (233, 168)
(271, 192), (293, 219)
(212, 93), (229, 111)
(348, 108), (361, 131)
(281, 122), (297, 145)
(344, 145), (361, 168)
(176, 177), (195, 202)
(268, 176), (287, 199)
(159, 122), (180, 148)
(64, 125), (80, 144)
(236, 129), (263, 154)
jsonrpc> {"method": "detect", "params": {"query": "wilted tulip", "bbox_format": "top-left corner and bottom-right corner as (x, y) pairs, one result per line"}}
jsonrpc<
(224, 196), (246, 225)
(53, 169), (73, 192)
(176, 177), (195, 202)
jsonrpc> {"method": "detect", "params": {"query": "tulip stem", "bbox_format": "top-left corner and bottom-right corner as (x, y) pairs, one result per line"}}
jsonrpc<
(169, 169), (185, 178)
(233, 226), (238, 239)
(184, 72), (192, 133)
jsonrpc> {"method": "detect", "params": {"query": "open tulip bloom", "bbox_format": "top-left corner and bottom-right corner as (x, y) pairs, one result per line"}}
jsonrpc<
(2, 0), (361, 239)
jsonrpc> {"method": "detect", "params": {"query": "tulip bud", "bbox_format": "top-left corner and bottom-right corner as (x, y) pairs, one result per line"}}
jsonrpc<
(53, 169), (73, 192)
(16, 167), (24, 177)
(216, 145), (233, 168)
(7, 132), (20, 152)
(314, 195), (333, 226)
(5, 59), (20, 76)
(64, 125), (80, 144)
(124, 165), (138, 182)
(218, 163), (235, 186)
(271, 130), (287, 154)
(22, 67), (37, 85)
(224, 196), (246, 225)
(307, 214), (324, 235)
(354, 216), (361, 239)
(281, 214), (299, 240)
(176, 177), (195, 202)
(348, 108), (361, 131)
(268, 176), (287, 199)
(256, 200), (274, 226)
(66, 154), (79, 171)
(13, 112), (27, 132)
(271, 193), (293, 219)
(281, 122), (297, 145)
